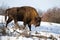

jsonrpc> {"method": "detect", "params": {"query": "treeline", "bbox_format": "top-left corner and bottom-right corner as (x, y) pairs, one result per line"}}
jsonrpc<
(42, 7), (60, 23)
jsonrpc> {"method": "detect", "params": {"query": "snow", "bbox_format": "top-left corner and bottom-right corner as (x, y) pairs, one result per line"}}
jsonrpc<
(0, 15), (60, 40)
(0, 36), (33, 40)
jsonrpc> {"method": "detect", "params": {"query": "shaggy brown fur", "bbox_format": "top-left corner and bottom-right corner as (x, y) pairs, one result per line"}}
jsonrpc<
(5, 6), (41, 31)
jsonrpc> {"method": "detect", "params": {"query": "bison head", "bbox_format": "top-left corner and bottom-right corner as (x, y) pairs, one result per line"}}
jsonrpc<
(30, 16), (41, 27)
(35, 16), (41, 27)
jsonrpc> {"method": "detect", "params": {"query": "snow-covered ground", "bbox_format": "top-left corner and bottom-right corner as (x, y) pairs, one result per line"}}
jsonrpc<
(0, 22), (60, 40)
(5, 21), (60, 34)
(0, 15), (60, 40)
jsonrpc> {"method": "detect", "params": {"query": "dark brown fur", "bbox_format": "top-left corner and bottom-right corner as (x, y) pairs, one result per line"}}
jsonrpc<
(5, 6), (41, 31)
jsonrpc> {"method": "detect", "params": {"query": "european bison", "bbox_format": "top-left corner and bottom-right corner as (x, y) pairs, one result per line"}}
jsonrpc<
(5, 6), (41, 31)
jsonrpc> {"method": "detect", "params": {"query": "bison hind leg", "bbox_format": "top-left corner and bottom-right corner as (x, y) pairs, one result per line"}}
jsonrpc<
(6, 17), (12, 27)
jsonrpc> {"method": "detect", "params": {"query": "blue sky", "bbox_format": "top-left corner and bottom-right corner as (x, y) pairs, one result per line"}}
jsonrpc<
(0, 0), (60, 11)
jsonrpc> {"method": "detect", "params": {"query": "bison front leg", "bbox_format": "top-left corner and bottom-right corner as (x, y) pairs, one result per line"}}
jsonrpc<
(23, 22), (31, 31)
(28, 24), (31, 31)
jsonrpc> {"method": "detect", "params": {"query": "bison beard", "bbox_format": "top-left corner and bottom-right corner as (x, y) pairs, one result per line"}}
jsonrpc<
(5, 6), (41, 31)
